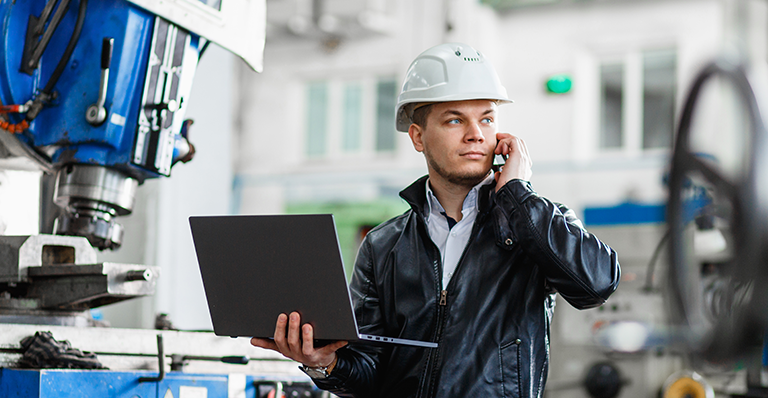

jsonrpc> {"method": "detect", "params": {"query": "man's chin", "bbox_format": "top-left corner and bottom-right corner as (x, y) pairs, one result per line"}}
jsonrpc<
(427, 158), (492, 187)
(445, 170), (492, 187)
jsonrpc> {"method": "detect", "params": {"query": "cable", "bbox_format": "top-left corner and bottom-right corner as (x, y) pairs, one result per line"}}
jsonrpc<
(643, 228), (670, 292)
(22, 0), (87, 122)
(23, 0), (68, 72)
(41, 0), (87, 95)
(0, 105), (28, 113)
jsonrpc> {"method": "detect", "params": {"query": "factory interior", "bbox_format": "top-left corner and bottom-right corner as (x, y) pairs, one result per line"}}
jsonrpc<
(1, 0), (768, 396)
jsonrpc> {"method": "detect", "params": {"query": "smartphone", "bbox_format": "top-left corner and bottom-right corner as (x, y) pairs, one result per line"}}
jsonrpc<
(492, 154), (507, 173)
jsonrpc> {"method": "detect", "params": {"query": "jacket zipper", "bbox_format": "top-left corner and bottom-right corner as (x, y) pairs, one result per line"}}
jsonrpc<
(417, 252), (447, 398)
(417, 207), (487, 397)
(421, 212), (488, 397)
(422, 288), (448, 398)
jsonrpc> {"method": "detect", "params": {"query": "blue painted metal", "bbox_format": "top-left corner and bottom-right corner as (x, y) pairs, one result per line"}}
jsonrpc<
(0, 0), (199, 182)
(0, 368), (236, 398)
(584, 202), (666, 226)
(584, 187), (711, 226)
(0, 367), (40, 397)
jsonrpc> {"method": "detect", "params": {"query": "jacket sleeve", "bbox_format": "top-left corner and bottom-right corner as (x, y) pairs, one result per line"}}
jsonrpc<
(495, 179), (621, 309)
(312, 237), (384, 396)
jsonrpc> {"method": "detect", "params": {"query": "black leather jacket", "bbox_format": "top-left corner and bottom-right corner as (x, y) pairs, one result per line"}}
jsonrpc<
(314, 177), (621, 398)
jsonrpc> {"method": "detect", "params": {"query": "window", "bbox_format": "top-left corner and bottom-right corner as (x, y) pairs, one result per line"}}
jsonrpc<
(598, 49), (676, 152)
(643, 51), (676, 149)
(376, 79), (397, 152)
(343, 83), (363, 152)
(600, 64), (624, 149)
(304, 77), (397, 159)
(196, 0), (222, 11)
(306, 82), (328, 157)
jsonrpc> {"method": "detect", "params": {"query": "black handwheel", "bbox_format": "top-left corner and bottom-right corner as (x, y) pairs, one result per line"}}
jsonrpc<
(667, 58), (768, 361)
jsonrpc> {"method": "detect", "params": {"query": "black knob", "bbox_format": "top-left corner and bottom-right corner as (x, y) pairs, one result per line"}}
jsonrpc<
(101, 38), (114, 69)
(584, 362), (624, 398)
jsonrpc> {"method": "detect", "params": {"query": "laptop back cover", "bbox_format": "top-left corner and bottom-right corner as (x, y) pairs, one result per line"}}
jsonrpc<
(190, 214), (360, 341)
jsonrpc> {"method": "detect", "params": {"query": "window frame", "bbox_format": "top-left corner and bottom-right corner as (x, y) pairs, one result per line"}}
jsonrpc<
(302, 76), (398, 161)
(596, 48), (678, 157)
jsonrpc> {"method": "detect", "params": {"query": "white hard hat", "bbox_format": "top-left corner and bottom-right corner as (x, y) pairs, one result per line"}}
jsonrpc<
(395, 43), (513, 132)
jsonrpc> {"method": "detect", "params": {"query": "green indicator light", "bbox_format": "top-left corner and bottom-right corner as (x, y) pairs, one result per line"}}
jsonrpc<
(546, 74), (572, 94)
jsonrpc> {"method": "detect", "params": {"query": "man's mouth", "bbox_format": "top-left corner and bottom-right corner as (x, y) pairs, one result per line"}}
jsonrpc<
(460, 151), (487, 160)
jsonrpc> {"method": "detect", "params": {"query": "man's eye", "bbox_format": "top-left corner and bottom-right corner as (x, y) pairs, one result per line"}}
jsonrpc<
(482, 117), (493, 123)
(447, 119), (460, 124)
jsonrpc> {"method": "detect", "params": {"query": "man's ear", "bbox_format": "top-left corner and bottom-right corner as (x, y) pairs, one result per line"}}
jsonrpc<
(408, 124), (424, 152)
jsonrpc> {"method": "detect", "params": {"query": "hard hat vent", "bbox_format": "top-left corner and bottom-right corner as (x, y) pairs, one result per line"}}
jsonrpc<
(463, 57), (481, 62)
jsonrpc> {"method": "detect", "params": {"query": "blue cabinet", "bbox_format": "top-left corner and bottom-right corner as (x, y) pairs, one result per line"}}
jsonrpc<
(0, 369), (231, 398)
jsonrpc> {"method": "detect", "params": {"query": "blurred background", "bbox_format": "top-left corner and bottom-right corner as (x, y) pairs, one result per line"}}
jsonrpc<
(2, 0), (768, 396)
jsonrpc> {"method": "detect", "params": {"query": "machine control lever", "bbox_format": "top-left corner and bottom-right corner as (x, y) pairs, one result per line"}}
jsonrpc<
(86, 37), (114, 126)
(138, 334), (165, 382)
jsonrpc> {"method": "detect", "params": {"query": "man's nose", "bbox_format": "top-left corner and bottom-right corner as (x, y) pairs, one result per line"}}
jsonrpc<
(465, 122), (485, 142)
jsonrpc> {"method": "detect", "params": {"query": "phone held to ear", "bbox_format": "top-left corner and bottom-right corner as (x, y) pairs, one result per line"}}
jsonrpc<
(492, 153), (508, 173)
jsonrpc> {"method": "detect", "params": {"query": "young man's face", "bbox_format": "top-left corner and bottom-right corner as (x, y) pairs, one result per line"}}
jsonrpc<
(409, 99), (498, 188)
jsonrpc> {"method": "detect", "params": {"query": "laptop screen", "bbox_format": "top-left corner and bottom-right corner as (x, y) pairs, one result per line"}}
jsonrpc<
(190, 214), (360, 340)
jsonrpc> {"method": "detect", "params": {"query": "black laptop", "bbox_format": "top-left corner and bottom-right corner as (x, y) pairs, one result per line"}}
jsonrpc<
(189, 214), (437, 348)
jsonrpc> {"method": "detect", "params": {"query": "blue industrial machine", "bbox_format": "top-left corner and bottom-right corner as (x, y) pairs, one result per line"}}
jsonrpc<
(0, 368), (322, 398)
(0, 1), (316, 397)
(0, 0), (199, 249)
(0, 0), (263, 250)
(0, 0), (265, 310)
(0, 0), (265, 311)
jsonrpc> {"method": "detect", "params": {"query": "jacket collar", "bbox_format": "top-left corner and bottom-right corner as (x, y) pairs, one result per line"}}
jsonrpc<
(400, 174), (497, 219)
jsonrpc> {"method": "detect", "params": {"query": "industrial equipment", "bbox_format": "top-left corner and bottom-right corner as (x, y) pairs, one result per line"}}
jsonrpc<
(585, 56), (768, 398)
(0, 0), (264, 319)
(0, 0), (262, 250)
(666, 58), (768, 359)
(0, 1), (310, 396)
(664, 56), (768, 397)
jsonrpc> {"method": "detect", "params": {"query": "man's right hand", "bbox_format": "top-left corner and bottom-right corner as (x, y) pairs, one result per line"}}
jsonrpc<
(494, 132), (533, 192)
(250, 312), (348, 371)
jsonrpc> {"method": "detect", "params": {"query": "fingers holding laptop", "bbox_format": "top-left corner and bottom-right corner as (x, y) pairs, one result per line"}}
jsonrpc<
(250, 312), (348, 369)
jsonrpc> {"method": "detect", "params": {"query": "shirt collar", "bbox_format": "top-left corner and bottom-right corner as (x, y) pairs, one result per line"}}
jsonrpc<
(424, 173), (495, 223)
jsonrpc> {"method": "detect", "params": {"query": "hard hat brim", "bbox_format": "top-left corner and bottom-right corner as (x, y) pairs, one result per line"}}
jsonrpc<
(395, 97), (513, 132)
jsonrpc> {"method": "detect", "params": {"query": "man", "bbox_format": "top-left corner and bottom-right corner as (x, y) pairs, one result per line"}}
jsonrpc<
(252, 43), (620, 397)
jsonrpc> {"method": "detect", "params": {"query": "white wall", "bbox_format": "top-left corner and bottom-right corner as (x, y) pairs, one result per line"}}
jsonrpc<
(0, 170), (40, 235)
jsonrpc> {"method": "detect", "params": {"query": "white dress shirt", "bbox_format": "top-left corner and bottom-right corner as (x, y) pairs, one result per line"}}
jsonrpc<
(425, 174), (495, 289)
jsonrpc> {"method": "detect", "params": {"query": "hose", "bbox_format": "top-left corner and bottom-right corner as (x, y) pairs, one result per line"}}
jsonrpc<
(0, 100), (31, 133)
(41, 0), (87, 96)
(643, 228), (670, 292)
